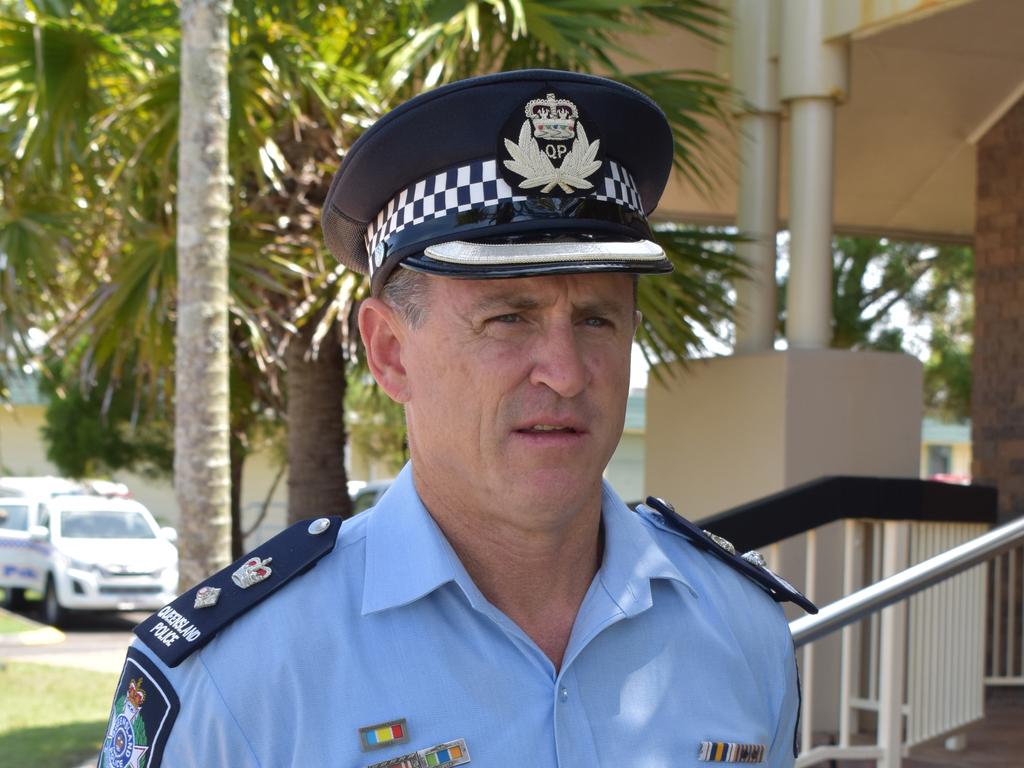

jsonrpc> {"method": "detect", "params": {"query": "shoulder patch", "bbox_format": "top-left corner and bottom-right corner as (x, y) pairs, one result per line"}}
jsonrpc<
(641, 497), (818, 614)
(100, 647), (179, 768)
(135, 516), (342, 667)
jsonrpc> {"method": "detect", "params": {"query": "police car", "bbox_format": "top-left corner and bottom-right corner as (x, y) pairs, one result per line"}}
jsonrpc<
(0, 494), (179, 626)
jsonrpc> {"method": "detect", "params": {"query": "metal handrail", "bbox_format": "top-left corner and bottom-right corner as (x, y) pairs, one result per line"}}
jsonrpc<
(790, 514), (1024, 646)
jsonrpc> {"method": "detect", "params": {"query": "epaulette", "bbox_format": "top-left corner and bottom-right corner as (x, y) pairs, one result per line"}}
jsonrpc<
(136, 516), (342, 667)
(641, 497), (818, 614)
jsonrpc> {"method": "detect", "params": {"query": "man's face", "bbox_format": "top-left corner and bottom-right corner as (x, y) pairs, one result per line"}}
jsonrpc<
(396, 272), (638, 524)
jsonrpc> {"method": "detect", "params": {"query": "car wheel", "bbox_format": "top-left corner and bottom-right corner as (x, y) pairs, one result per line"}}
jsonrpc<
(42, 576), (67, 628)
(1, 587), (28, 611)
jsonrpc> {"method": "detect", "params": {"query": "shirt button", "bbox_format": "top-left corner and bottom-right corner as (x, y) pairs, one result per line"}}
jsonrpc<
(559, 686), (569, 702)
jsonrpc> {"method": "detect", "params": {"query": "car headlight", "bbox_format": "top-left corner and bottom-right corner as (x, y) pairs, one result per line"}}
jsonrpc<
(155, 563), (178, 579)
(66, 557), (100, 575)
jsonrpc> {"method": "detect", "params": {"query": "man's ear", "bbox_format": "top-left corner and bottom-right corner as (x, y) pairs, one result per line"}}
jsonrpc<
(358, 298), (411, 403)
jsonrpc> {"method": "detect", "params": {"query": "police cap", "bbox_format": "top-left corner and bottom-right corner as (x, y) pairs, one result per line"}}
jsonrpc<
(322, 69), (675, 295)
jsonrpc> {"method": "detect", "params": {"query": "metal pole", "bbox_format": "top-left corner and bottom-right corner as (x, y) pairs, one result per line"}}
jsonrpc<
(877, 522), (908, 768)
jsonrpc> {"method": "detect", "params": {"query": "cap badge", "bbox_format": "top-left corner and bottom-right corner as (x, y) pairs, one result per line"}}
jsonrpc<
(193, 585), (221, 609)
(231, 556), (273, 589)
(502, 92), (602, 195)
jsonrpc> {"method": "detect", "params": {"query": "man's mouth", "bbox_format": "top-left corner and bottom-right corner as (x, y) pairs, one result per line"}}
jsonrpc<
(521, 424), (578, 433)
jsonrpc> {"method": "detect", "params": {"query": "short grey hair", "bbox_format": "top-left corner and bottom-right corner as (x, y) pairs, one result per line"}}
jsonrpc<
(379, 267), (432, 328)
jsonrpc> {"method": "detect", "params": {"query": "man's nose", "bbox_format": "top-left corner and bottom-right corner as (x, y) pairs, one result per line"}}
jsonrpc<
(528, 323), (589, 398)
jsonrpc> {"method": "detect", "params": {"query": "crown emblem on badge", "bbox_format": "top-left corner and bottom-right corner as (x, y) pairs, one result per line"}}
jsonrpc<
(526, 93), (578, 140)
(231, 556), (273, 589)
(126, 678), (146, 710)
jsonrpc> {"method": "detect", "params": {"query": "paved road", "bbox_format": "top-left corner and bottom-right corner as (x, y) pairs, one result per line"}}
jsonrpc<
(0, 606), (142, 675)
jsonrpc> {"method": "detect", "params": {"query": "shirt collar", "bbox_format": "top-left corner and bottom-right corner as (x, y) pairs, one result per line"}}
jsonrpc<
(596, 482), (697, 617)
(362, 463), (469, 615)
(361, 464), (697, 616)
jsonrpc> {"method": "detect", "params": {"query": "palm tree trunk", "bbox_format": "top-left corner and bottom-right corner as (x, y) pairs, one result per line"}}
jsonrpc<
(286, 318), (352, 523)
(175, 0), (232, 588)
(230, 430), (245, 559)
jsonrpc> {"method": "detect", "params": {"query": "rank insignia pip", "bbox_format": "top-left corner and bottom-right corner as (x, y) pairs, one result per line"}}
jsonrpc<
(100, 647), (179, 768)
(360, 718), (410, 751)
(698, 741), (766, 763)
(193, 586), (220, 609)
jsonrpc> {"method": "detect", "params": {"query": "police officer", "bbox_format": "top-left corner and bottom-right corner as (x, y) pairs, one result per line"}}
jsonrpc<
(99, 69), (813, 768)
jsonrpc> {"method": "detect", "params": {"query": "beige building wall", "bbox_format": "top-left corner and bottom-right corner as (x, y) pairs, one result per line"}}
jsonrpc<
(645, 349), (923, 518)
(0, 402), (290, 548)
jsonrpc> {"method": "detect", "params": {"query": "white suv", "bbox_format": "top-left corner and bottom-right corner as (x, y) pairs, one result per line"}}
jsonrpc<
(0, 495), (179, 626)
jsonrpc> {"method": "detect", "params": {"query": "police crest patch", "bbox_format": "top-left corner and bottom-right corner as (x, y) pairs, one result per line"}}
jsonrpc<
(99, 647), (179, 768)
(499, 90), (604, 196)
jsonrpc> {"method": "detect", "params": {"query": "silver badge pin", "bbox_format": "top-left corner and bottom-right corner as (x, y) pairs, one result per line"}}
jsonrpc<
(193, 586), (221, 609)
(231, 556), (273, 589)
(308, 518), (331, 535)
(741, 550), (766, 568)
(703, 530), (736, 556)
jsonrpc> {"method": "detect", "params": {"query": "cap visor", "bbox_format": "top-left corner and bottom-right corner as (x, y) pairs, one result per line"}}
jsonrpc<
(408, 239), (671, 279)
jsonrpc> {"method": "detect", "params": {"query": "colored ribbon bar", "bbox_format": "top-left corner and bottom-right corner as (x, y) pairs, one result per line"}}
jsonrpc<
(698, 741), (766, 763)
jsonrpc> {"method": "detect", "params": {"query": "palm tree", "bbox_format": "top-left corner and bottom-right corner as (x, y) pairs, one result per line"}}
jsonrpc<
(175, 0), (233, 585)
(1, 0), (740, 572)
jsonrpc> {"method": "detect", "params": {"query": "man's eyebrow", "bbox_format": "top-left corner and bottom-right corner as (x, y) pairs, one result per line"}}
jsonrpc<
(470, 293), (542, 313)
(470, 292), (630, 317)
(572, 298), (631, 317)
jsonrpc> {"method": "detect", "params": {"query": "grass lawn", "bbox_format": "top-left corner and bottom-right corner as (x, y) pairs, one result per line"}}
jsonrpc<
(0, 661), (117, 768)
(0, 610), (37, 635)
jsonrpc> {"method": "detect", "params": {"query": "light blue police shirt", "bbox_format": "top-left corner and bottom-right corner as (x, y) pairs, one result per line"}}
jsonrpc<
(132, 463), (799, 767)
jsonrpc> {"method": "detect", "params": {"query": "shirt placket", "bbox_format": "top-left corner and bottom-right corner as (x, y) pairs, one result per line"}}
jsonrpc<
(551, 570), (650, 768)
(552, 662), (603, 768)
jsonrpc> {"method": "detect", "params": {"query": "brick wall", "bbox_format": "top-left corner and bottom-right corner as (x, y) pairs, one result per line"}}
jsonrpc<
(973, 97), (1024, 523)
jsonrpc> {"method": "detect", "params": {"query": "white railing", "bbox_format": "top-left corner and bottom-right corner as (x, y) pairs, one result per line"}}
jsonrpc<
(789, 514), (1024, 768)
(987, 543), (1024, 685)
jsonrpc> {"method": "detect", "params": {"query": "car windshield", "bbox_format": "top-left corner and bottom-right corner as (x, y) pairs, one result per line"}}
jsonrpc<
(58, 509), (156, 539)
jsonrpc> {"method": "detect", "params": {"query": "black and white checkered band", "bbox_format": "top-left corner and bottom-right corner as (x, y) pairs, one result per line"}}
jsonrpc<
(365, 158), (644, 276)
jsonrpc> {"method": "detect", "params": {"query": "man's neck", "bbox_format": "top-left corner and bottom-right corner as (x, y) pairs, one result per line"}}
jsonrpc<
(415, 476), (604, 671)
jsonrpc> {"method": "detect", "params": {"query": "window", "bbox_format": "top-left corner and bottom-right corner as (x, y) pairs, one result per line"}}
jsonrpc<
(58, 510), (156, 539)
(927, 444), (953, 477)
(0, 504), (30, 531)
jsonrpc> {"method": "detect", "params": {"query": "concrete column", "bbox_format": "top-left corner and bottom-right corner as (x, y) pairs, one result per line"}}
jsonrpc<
(787, 97), (836, 348)
(732, 0), (781, 353)
(779, 0), (849, 349)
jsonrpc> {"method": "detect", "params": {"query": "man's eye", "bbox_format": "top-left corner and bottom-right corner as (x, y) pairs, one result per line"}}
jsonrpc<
(583, 316), (611, 328)
(489, 313), (521, 324)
